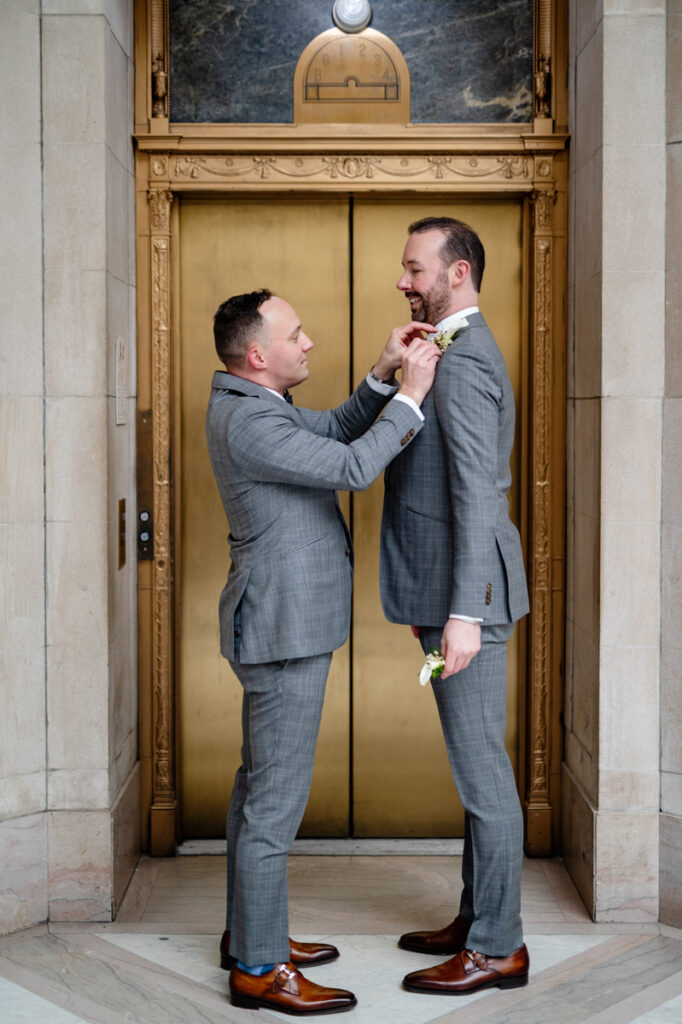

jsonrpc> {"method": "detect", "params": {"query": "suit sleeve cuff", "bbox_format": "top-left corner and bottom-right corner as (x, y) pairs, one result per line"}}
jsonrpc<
(393, 393), (425, 421)
(365, 370), (398, 394)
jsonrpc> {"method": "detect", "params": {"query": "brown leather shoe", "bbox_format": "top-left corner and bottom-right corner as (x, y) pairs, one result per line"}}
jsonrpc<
(403, 944), (530, 994)
(398, 914), (470, 955)
(220, 930), (339, 970)
(230, 962), (357, 1015)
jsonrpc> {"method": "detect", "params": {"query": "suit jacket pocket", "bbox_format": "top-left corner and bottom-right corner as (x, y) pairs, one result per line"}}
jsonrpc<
(405, 503), (451, 525)
(283, 532), (330, 557)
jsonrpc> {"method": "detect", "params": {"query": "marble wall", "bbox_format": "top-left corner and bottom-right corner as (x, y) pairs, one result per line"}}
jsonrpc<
(660, 0), (682, 928)
(169, 0), (532, 123)
(0, 0), (138, 935)
(564, 0), (666, 921)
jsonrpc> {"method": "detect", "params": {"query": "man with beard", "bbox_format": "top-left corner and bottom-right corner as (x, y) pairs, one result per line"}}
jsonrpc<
(380, 217), (531, 995)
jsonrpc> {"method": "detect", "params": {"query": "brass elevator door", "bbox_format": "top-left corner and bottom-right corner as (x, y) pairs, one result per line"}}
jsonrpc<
(179, 197), (523, 838)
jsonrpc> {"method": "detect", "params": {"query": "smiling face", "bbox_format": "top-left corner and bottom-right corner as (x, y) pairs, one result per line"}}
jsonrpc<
(257, 296), (314, 393)
(396, 229), (456, 325)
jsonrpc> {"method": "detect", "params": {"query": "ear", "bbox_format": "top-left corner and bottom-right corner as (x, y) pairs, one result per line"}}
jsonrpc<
(245, 344), (267, 371)
(448, 260), (470, 287)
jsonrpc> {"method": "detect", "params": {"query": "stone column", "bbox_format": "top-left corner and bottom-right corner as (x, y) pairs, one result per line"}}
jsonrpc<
(660, 0), (682, 928)
(42, 0), (139, 921)
(564, 0), (666, 920)
(0, 0), (48, 935)
(0, 1), (138, 934)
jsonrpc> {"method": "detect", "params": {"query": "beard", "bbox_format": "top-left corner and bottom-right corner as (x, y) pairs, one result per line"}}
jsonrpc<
(405, 269), (451, 324)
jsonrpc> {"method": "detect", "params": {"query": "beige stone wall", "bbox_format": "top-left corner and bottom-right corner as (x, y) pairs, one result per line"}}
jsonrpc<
(660, 0), (682, 928)
(0, 0), (48, 934)
(0, 0), (138, 935)
(564, 0), (666, 920)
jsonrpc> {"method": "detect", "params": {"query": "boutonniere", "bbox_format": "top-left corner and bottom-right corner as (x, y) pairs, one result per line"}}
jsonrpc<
(429, 316), (469, 353)
(418, 648), (445, 686)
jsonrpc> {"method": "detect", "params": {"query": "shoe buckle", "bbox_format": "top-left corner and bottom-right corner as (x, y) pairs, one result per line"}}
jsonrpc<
(464, 949), (486, 971)
(273, 964), (297, 991)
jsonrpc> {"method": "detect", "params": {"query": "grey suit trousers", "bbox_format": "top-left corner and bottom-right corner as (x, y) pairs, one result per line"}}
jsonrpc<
(419, 624), (523, 956)
(225, 652), (332, 966)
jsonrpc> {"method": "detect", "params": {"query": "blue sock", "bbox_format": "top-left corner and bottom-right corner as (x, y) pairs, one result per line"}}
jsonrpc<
(236, 960), (275, 975)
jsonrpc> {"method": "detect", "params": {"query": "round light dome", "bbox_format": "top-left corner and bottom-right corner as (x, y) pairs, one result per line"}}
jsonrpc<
(332, 0), (372, 34)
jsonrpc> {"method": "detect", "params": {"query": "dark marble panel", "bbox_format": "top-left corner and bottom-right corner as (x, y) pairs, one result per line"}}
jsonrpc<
(169, 0), (532, 124)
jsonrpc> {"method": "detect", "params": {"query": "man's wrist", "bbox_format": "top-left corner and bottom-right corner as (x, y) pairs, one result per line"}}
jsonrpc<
(370, 364), (397, 384)
(397, 384), (425, 406)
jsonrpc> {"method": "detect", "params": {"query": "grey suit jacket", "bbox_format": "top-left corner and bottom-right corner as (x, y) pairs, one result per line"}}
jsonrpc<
(206, 372), (423, 664)
(380, 312), (529, 627)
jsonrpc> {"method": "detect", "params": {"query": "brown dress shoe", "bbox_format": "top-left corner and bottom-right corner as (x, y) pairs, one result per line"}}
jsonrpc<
(230, 962), (357, 1015)
(403, 944), (530, 995)
(219, 930), (339, 970)
(398, 914), (471, 955)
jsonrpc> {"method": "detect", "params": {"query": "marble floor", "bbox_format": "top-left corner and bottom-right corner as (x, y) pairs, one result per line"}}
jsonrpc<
(1, 851), (682, 1023)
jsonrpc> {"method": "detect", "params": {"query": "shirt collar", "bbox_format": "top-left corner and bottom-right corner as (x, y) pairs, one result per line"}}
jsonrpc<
(435, 306), (479, 332)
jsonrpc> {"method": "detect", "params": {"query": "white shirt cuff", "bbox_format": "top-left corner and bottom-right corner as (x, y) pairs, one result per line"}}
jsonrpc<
(449, 614), (484, 624)
(393, 393), (424, 421)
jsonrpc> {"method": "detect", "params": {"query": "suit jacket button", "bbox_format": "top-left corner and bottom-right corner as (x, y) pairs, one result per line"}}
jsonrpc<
(485, 583), (492, 606)
(234, 628), (241, 638)
(345, 547), (351, 557)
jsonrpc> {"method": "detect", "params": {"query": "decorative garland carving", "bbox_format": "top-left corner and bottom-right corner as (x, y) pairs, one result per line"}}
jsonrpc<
(173, 154), (531, 187)
(534, 0), (552, 119)
(148, 188), (175, 806)
(151, 0), (169, 118)
(528, 194), (554, 811)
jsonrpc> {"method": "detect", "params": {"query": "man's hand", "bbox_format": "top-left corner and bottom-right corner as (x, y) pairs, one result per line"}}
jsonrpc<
(372, 321), (435, 381)
(398, 338), (441, 405)
(440, 619), (481, 678)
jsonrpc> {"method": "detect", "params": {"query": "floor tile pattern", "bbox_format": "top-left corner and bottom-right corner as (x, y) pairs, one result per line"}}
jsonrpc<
(0, 853), (680, 1023)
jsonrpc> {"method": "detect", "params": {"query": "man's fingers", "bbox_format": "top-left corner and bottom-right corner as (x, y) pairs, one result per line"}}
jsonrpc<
(393, 321), (436, 345)
(441, 647), (477, 678)
(403, 338), (441, 363)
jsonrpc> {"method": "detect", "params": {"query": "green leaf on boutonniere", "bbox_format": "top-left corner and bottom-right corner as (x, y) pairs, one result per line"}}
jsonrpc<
(419, 648), (445, 686)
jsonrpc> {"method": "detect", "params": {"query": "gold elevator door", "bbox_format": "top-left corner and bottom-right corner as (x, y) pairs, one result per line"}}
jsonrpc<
(179, 196), (523, 838)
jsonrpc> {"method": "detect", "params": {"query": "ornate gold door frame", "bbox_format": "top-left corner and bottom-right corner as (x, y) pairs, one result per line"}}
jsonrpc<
(134, 0), (568, 857)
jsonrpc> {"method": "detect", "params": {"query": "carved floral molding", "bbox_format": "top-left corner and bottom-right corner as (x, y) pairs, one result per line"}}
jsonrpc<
(171, 153), (532, 187)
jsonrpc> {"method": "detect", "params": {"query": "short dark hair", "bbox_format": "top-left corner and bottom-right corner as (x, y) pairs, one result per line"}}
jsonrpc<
(408, 216), (485, 291)
(213, 288), (273, 368)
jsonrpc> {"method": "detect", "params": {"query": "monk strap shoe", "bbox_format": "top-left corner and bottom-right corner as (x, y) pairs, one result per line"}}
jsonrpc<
(230, 962), (357, 1015)
(403, 943), (530, 994)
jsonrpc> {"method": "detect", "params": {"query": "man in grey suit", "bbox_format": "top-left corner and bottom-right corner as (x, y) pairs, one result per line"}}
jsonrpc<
(380, 217), (530, 995)
(206, 288), (439, 1015)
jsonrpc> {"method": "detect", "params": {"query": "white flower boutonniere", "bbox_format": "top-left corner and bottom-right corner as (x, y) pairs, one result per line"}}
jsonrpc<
(430, 316), (469, 353)
(419, 648), (445, 686)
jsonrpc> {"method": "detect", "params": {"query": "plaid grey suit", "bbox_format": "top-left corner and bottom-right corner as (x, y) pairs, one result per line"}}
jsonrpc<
(207, 371), (423, 965)
(380, 312), (529, 957)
